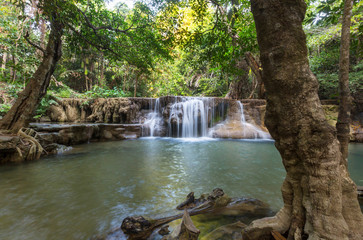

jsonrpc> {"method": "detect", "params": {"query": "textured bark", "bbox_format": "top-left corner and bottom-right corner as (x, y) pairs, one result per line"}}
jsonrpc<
(0, 17), (63, 132)
(245, 52), (265, 99)
(99, 53), (104, 86)
(134, 74), (138, 98)
(11, 54), (16, 82)
(336, 0), (353, 162)
(242, 1), (363, 240)
(1, 51), (7, 73)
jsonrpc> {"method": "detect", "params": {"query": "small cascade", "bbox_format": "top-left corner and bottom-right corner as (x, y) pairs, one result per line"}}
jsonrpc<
(143, 98), (163, 137)
(237, 101), (270, 139)
(168, 98), (209, 138)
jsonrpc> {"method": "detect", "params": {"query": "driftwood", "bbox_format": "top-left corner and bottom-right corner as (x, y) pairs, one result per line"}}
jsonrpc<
(121, 188), (231, 240)
(158, 225), (170, 236)
(162, 210), (200, 240)
(177, 192), (195, 210)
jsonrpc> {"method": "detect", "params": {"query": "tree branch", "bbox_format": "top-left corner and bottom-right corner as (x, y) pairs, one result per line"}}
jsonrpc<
(65, 22), (129, 61)
(24, 32), (46, 55)
(76, 7), (149, 34)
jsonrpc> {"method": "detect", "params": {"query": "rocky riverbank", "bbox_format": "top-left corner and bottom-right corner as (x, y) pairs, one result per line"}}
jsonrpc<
(1, 97), (362, 164)
(44, 96), (363, 142)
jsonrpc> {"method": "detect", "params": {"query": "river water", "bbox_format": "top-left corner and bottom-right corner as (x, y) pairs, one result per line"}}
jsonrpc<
(0, 139), (362, 240)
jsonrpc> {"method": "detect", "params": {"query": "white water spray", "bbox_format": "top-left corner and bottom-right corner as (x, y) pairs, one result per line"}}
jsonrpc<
(143, 98), (162, 137)
(168, 98), (209, 138)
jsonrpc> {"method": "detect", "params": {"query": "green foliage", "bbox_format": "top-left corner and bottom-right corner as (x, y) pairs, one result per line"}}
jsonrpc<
(317, 71), (363, 99)
(0, 0), (360, 104)
(4, 83), (23, 98)
(35, 96), (58, 118)
(305, 1), (362, 100)
(84, 85), (131, 98)
(0, 1), (40, 84)
(309, 46), (340, 73)
(0, 103), (11, 116)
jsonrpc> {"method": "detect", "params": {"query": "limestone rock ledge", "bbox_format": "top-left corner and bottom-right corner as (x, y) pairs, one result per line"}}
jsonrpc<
(30, 123), (142, 146)
(0, 123), (142, 164)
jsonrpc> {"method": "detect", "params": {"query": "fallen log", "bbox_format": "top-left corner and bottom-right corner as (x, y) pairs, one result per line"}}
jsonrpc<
(121, 188), (230, 239)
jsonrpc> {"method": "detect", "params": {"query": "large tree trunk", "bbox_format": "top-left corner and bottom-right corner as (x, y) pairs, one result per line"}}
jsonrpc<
(0, 17), (63, 132)
(336, 0), (353, 162)
(242, 1), (363, 240)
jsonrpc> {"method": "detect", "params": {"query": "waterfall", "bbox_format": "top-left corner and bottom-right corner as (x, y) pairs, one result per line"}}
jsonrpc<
(237, 101), (270, 139)
(142, 97), (269, 139)
(168, 98), (209, 138)
(143, 98), (162, 137)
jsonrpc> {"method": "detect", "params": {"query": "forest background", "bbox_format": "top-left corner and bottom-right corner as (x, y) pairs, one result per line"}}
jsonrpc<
(0, 0), (362, 119)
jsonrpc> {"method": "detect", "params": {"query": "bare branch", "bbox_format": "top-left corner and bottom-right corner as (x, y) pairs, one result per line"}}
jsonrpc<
(24, 32), (46, 55)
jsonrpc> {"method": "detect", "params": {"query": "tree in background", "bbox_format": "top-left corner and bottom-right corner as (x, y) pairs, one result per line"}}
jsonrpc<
(155, 0), (263, 99)
(336, 0), (353, 161)
(0, 0), (170, 132)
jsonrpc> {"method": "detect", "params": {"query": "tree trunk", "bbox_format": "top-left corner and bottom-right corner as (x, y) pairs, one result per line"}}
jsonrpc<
(225, 58), (250, 99)
(134, 72), (139, 98)
(99, 53), (104, 87)
(1, 50), (7, 76)
(245, 52), (265, 99)
(0, 17), (63, 132)
(38, 17), (46, 56)
(11, 54), (16, 83)
(242, 1), (363, 240)
(336, 0), (353, 162)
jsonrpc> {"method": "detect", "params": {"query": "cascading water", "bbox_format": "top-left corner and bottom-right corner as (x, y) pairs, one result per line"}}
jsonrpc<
(142, 97), (269, 139)
(237, 101), (270, 139)
(143, 98), (163, 137)
(168, 98), (209, 138)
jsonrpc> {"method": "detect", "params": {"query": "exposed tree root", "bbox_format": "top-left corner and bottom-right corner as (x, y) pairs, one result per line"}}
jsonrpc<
(17, 127), (44, 160)
(242, 205), (291, 240)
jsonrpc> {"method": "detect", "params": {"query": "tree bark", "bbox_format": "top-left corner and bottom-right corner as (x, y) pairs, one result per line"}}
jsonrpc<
(0, 16), (63, 132)
(336, 0), (353, 163)
(99, 53), (104, 87)
(242, 1), (363, 240)
(134, 71), (141, 98)
(11, 54), (16, 83)
(2, 50), (7, 76)
(245, 52), (265, 99)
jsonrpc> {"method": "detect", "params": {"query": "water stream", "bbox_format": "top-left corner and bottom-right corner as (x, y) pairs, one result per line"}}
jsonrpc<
(0, 139), (361, 240)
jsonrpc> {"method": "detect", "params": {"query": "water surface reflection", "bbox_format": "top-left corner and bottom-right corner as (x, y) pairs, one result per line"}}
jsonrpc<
(0, 139), (361, 239)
